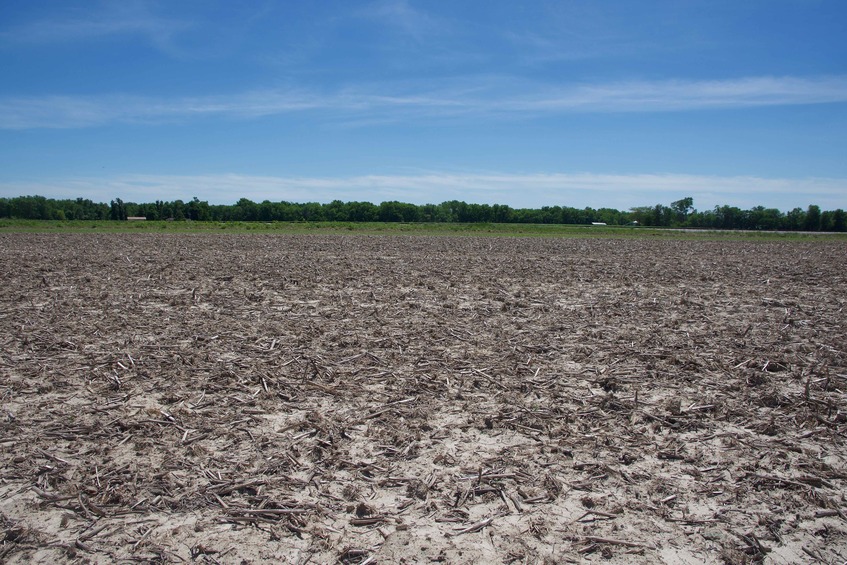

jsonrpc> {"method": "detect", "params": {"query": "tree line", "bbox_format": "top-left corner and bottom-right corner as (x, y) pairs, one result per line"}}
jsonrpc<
(0, 195), (844, 231)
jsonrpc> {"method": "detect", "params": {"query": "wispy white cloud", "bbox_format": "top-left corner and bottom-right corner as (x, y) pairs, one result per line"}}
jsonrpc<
(1, 172), (843, 211)
(2, 75), (846, 130)
(0, 2), (192, 56)
(0, 91), (326, 129)
(520, 76), (847, 112)
(358, 0), (442, 42)
(1, 13), (187, 44)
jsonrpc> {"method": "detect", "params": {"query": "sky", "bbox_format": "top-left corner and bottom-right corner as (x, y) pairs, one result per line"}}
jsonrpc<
(1, 0), (845, 212)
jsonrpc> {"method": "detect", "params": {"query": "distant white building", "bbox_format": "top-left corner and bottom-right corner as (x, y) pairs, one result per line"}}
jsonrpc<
(591, 222), (607, 226)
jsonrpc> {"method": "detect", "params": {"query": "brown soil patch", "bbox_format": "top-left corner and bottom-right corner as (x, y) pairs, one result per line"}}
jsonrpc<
(1, 233), (845, 564)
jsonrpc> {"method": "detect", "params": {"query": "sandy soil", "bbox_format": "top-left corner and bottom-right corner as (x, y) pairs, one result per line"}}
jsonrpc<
(1, 233), (845, 564)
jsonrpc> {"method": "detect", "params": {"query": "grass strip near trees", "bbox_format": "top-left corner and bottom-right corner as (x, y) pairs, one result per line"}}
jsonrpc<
(1, 219), (845, 241)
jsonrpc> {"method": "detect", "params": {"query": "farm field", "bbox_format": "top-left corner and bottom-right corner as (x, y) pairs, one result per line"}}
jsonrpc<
(3, 218), (847, 242)
(1, 233), (845, 564)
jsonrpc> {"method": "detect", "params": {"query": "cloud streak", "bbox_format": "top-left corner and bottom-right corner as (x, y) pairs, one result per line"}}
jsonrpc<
(2, 171), (843, 211)
(0, 3), (191, 54)
(2, 75), (846, 130)
(519, 76), (847, 111)
(360, 0), (442, 42)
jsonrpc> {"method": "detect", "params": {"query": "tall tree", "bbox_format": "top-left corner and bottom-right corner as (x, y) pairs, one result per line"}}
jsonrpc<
(109, 198), (127, 221)
(670, 197), (694, 225)
(804, 205), (821, 231)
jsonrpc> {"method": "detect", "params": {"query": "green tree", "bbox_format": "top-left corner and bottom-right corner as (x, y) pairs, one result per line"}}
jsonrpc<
(257, 200), (275, 221)
(301, 202), (324, 221)
(714, 205), (743, 229)
(324, 200), (349, 221)
(109, 198), (127, 220)
(747, 206), (782, 230)
(670, 197), (694, 225)
(234, 198), (257, 221)
(187, 197), (210, 221)
(378, 201), (420, 222)
(832, 209), (846, 232)
(491, 203), (513, 223)
(628, 206), (652, 226)
(783, 207), (804, 230)
(652, 204), (672, 226)
(803, 205), (821, 231)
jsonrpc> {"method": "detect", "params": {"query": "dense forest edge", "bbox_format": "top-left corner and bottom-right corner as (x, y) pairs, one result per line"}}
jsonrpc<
(1, 195), (845, 231)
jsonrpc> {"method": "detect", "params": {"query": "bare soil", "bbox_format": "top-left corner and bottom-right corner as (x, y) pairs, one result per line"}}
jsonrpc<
(1, 233), (845, 564)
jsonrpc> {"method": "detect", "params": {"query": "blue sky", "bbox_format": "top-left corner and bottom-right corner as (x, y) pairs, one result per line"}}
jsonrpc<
(1, 0), (845, 211)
